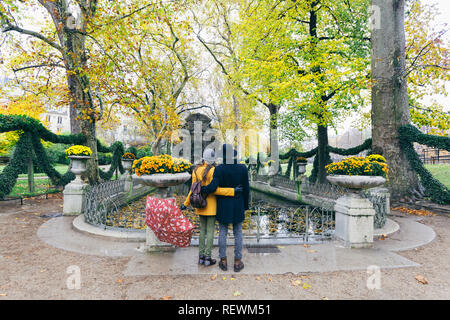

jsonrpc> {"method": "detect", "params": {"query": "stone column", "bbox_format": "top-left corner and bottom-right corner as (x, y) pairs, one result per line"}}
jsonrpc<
(334, 193), (375, 248)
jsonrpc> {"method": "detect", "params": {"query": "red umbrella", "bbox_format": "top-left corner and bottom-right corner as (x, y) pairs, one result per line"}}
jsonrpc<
(144, 196), (195, 247)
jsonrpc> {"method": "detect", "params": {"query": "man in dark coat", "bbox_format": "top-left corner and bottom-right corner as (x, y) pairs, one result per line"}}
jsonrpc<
(201, 144), (249, 272)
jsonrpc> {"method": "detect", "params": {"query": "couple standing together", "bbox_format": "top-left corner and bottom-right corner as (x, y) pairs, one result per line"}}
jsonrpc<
(180, 144), (250, 272)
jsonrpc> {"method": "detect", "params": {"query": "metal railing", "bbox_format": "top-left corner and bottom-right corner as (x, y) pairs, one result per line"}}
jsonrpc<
(244, 200), (335, 243)
(83, 179), (132, 229)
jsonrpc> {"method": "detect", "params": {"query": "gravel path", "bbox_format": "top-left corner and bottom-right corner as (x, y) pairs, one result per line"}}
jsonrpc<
(0, 195), (449, 300)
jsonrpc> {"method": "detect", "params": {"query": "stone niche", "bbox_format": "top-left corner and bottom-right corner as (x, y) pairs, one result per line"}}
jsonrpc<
(181, 113), (220, 165)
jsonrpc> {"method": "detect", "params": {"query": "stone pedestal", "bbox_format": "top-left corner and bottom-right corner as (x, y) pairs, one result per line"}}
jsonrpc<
(63, 156), (90, 216)
(145, 227), (175, 252)
(334, 193), (375, 248)
(121, 159), (134, 193)
(63, 180), (87, 216)
(146, 187), (176, 252)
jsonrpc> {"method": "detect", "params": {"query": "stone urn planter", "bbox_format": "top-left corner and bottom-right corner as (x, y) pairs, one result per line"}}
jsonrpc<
(327, 175), (386, 248)
(122, 158), (134, 171)
(121, 159), (134, 191)
(132, 172), (191, 198)
(296, 161), (307, 176)
(326, 175), (386, 192)
(68, 155), (91, 184)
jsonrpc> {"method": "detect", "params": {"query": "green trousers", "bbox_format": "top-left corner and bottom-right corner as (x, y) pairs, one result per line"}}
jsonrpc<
(198, 215), (216, 257)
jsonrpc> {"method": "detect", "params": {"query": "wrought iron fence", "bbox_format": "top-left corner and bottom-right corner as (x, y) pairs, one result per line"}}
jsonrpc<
(269, 174), (297, 191)
(83, 179), (142, 230)
(244, 200), (335, 243)
(301, 179), (347, 200)
(253, 173), (268, 184)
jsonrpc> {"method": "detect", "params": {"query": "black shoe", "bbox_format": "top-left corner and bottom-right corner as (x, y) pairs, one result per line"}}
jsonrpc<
(198, 254), (205, 265)
(234, 259), (244, 272)
(219, 258), (227, 271)
(204, 256), (216, 267)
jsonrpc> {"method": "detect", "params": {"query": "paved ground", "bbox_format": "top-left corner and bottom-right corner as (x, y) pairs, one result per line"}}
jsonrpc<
(0, 194), (449, 300)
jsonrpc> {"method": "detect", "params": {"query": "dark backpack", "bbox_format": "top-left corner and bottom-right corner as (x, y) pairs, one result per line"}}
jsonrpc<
(190, 170), (207, 208)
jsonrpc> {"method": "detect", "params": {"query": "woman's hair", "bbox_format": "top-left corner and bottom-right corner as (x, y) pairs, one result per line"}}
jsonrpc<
(194, 160), (216, 183)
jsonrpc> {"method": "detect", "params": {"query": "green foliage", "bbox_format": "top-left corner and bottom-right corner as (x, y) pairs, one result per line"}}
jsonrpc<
(0, 115), (128, 198)
(98, 142), (125, 181)
(45, 143), (71, 165)
(398, 125), (450, 204)
(126, 146), (138, 157)
(98, 153), (112, 165)
(0, 133), (33, 199)
(136, 146), (154, 159)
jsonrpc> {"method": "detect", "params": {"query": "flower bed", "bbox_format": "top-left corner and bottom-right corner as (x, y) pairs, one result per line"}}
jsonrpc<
(325, 155), (388, 178)
(132, 154), (191, 176)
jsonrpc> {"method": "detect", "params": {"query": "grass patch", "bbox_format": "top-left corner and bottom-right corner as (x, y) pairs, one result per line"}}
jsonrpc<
(8, 178), (60, 198)
(0, 164), (68, 177)
(424, 164), (450, 189)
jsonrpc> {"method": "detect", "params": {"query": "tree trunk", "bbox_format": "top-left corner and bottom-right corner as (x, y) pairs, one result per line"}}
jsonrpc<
(371, 0), (419, 200)
(64, 21), (99, 184)
(268, 103), (280, 175)
(317, 124), (330, 184)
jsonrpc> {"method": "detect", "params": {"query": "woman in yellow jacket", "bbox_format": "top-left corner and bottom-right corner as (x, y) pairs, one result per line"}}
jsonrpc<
(180, 149), (240, 266)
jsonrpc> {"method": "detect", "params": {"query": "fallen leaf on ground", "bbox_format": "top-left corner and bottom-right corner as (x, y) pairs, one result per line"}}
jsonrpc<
(160, 296), (172, 300)
(40, 269), (46, 273)
(321, 296), (329, 300)
(302, 283), (312, 290)
(415, 275), (428, 284)
(306, 249), (317, 253)
(378, 234), (387, 240)
(116, 278), (123, 284)
(233, 291), (241, 297)
(256, 276), (261, 280)
(210, 274), (217, 280)
(230, 277), (235, 281)
(277, 245), (285, 249)
(0, 293), (6, 297)
(268, 276), (273, 282)
(392, 207), (435, 216)
(222, 277), (227, 281)
(303, 244), (310, 248)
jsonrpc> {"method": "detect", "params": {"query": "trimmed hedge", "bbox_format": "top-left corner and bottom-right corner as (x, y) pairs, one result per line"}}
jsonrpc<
(398, 124), (450, 204)
(0, 115), (127, 199)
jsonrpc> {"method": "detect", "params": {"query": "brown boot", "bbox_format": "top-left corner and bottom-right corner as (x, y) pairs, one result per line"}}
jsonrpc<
(234, 258), (244, 272)
(219, 258), (227, 271)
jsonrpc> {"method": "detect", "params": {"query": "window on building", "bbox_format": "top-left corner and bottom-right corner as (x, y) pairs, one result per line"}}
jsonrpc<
(46, 115), (51, 122)
(57, 116), (62, 124)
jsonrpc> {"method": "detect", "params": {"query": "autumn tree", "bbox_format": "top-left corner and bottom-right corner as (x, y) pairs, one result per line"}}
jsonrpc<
(405, 0), (450, 134)
(194, 0), (371, 181)
(87, 0), (210, 155)
(1, 0), (102, 182)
